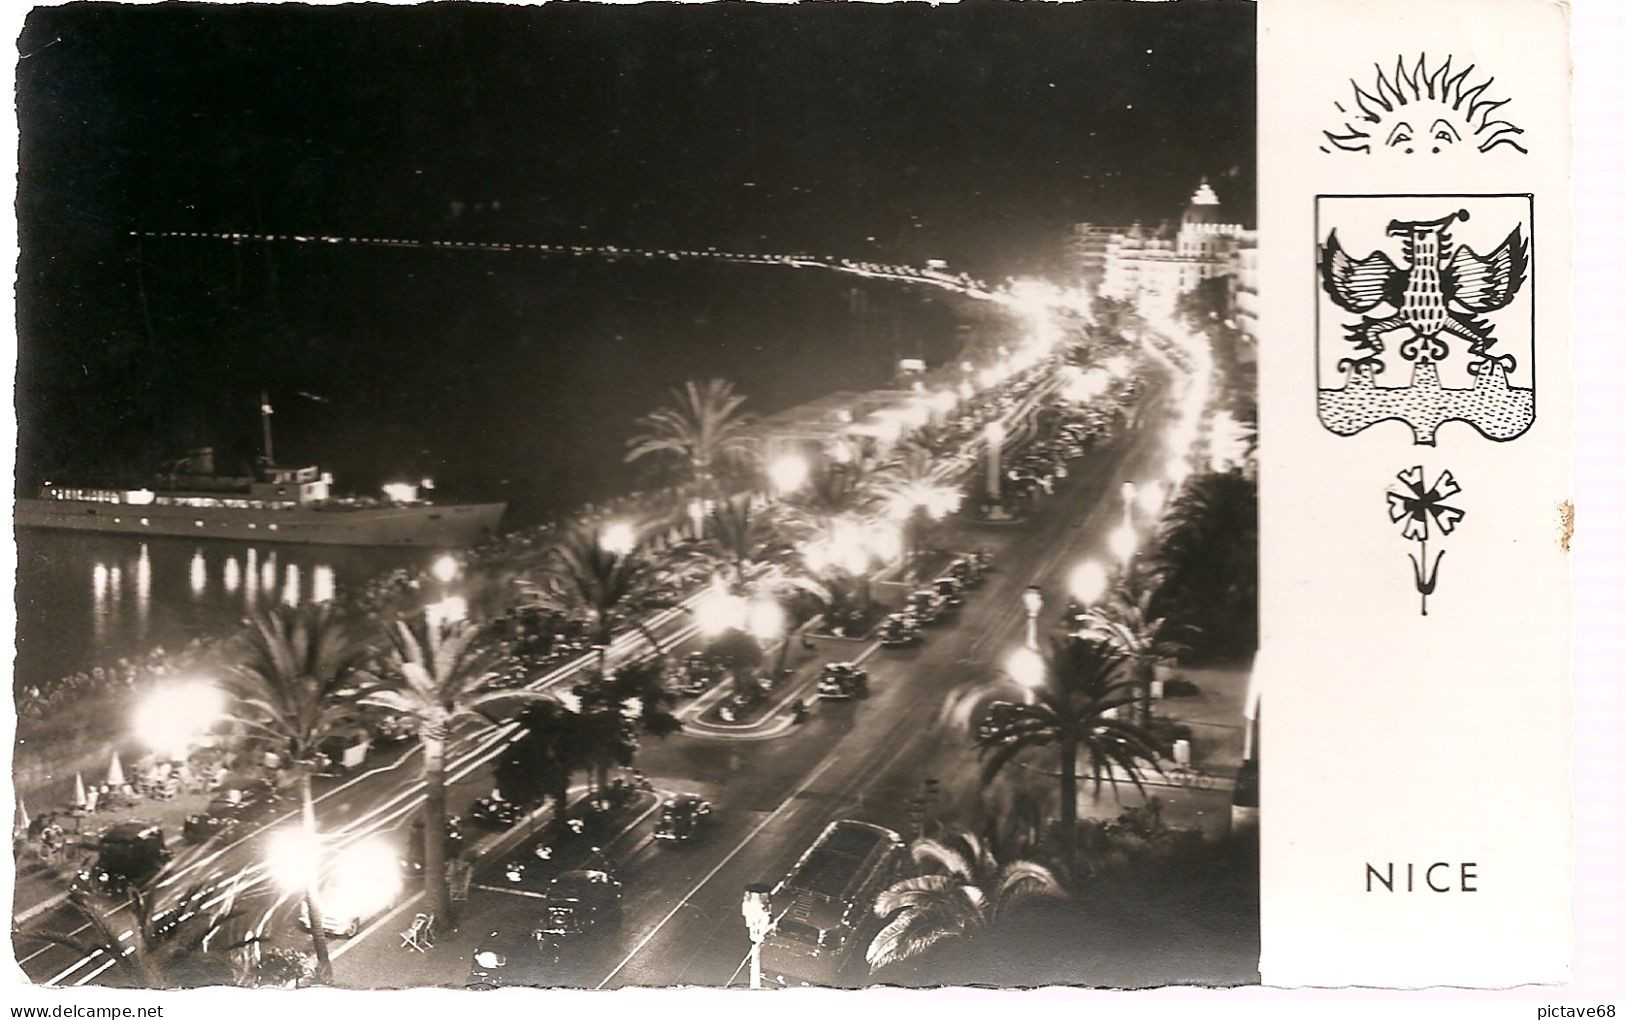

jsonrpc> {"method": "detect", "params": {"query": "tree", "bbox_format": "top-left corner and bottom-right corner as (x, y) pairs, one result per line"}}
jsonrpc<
(976, 636), (1163, 849)
(867, 829), (1063, 971)
(521, 523), (680, 676)
(225, 604), (374, 982)
(625, 378), (758, 502)
(572, 658), (683, 790)
(25, 884), (251, 989)
(362, 615), (550, 921)
(495, 699), (590, 818)
(873, 442), (961, 580)
(1150, 470), (1257, 662)
(1077, 565), (1186, 726)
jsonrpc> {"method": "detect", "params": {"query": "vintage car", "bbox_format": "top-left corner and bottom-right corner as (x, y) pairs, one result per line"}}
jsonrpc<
(653, 793), (713, 843)
(538, 870), (624, 937)
(817, 662), (870, 700)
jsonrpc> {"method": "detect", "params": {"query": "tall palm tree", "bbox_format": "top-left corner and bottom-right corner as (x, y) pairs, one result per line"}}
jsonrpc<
(225, 603), (374, 982)
(1150, 469), (1257, 661)
(1077, 566), (1185, 726)
(866, 829), (1063, 971)
(361, 615), (551, 922)
(625, 378), (758, 502)
(977, 636), (1163, 849)
(26, 884), (251, 989)
(495, 699), (591, 819)
(874, 442), (961, 579)
(520, 523), (680, 676)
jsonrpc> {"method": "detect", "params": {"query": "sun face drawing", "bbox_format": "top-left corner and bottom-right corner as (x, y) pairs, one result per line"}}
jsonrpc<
(1321, 54), (1527, 156)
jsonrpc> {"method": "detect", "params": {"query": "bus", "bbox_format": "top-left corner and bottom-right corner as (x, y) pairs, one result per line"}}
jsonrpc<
(760, 819), (906, 987)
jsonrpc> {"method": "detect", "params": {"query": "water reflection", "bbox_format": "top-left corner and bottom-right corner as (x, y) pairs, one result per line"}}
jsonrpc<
(19, 532), (428, 692)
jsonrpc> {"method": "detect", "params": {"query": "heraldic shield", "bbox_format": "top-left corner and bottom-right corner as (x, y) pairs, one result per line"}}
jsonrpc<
(1316, 194), (1535, 445)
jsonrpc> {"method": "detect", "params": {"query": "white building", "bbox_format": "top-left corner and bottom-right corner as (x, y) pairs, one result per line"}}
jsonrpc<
(1099, 180), (1254, 318)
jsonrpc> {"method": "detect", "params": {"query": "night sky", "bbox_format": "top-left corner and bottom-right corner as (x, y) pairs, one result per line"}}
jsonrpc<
(14, 1), (1254, 498)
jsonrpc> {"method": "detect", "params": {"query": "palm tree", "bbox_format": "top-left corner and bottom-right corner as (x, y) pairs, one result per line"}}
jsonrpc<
(520, 523), (680, 676)
(1077, 565), (1185, 726)
(1151, 469), (1257, 661)
(572, 658), (683, 791)
(495, 699), (592, 819)
(625, 378), (758, 503)
(977, 636), (1163, 849)
(26, 884), (251, 989)
(779, 453), (897, 623)
(873, 442), (961, 580)
(361, 615), (551, 922)
(866, 828), (1063, 971)
(225, 603), (375, 983)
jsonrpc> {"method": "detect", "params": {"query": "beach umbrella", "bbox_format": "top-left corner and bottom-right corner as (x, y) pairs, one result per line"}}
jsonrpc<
(73, 773), (87, 808)
(107, 752), (126, 788)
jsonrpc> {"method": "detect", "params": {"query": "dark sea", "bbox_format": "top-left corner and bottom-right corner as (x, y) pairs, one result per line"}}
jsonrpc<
(12, 251), (980, 690)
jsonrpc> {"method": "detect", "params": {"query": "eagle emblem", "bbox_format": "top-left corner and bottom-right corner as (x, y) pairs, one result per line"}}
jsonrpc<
(1315, 197), (1535, 445)
(1320, 209), (1528, 374)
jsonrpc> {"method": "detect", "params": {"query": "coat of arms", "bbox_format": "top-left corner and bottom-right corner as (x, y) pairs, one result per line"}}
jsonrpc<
(1316, 194), (1534, 445)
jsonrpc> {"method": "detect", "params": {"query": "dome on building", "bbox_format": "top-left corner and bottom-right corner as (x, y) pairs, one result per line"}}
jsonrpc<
(1182, 179), (1226, 226)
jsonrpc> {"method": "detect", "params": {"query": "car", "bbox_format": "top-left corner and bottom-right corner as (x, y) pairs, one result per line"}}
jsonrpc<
(905, 589), (946, 624)
(468, 927), (564, 988)
(876, 613), (922, 648)
(947, 559), (983, 589)
(469, 796), (525, 830)
(673, 652), (724, 696)
(931, 577), (965, 610)
(817, 663), (870, 700)
(73, 821), (171, 898)
(653, 793), (713, 843)
(538, 870), (623, 937)
(977, 700), (1023, 742)
(182, 797), (244, 844)
(370, 713), (416, 744)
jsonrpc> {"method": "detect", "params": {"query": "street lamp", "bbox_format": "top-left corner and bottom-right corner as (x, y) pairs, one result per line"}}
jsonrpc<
(132, 679), (225, 759)
(600, 520), (637, 556)
(1108, 524), (1138, 566)
(697, 578), (745, 637)
(746, 597), (786, 644)
(1120, 480), (1137, 529)
(742, 883), (774, 990)
(1005, 646), (1045, 705)
(430, 553), (460, 586)
(768, 453), (809, 498)
(1022, 585), (1044, 650)
(1068, 561), (1108, 608)
(984, 421), (1005, 502)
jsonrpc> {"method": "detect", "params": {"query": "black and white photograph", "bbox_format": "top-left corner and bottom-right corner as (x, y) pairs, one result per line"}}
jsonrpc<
(10, 0), (1262, 992)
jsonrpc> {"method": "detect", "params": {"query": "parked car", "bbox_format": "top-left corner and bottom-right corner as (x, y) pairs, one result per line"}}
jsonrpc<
(818, 663), (870, 700)
(877, 613), (923, 648)
(932, 576), (965, 610)
(369, 713), (417, 744)
(73, 822), (171, 898)
(538, 870), (623, 937)
(468, 927), (563, 988)
(673, 652), (725, 696)
(947, 559), (983, 589)
(653, 794), (713, 843)
(469, 796), (525, 830)
(977, 700), (1023, 742)
(182, 797), (244, 844)
(905, 590), (947, 624)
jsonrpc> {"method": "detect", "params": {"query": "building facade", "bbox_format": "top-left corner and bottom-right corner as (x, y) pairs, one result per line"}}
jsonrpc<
(1098, 180), (1255, 319)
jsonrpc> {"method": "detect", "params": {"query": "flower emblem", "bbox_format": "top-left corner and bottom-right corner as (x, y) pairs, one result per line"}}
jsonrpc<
(1387, 466), (1465, 541)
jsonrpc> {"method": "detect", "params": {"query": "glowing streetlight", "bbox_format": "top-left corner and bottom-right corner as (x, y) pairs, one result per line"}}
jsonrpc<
(768, 453), (810, 497)
(430, 554), (460, 585)
(742, 884), (774, 990)
(600, 520), (637, 556)
(865, 521), (904, 564)
(1068, 561), (1108, 608)
(267, 827), (323, 894)
(696, 578), (745, 637)
(1021, 585), (1044, 650)
(426, 595), (468, 629)
(1108, 524), (1138, 566)
(984, 421), (1006, 501)
(746, 598), (786, 643)
(1138, 480), (1166, 517)
(1005, 646), (1045, 704)
(132, 680), (225, 759)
